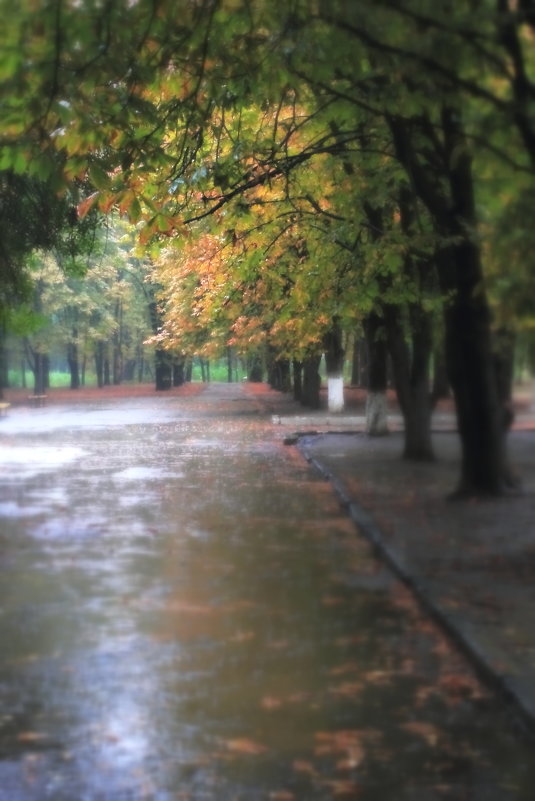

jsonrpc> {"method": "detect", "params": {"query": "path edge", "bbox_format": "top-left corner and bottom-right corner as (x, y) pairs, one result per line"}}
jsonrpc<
(298, 437), (535, 742)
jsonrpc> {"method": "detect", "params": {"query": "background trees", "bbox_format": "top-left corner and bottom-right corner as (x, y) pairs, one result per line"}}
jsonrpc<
(2, 219), (153, 393)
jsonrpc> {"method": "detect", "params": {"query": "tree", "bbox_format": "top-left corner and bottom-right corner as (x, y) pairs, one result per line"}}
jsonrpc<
(3, 0), (534, 494)
(12, 221), (153, 391)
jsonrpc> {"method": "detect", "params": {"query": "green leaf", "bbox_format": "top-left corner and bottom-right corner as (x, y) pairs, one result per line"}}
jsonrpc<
(89, 165), (111, 190)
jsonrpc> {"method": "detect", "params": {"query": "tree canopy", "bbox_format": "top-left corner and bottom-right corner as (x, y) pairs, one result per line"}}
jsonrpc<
(1, 0), (534, 493)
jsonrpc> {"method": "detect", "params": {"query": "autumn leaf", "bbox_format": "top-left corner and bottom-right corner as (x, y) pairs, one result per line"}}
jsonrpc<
(292, 759), (318, 777)
(437, 673), (485, 700)
(229, 630), (255, 643)
(224, 737), (268, 756)
(314, 729), (367, 765)
(400, 721), (441, 747)
(328, 681), (364, 698)
(321, 595), (344, 607)
(261, 695), (283, 710)
(77, 191), (99, 219)
(321, 779), (361, 797)
(328, 662), (359, 677)
(17, 731), (47, 743)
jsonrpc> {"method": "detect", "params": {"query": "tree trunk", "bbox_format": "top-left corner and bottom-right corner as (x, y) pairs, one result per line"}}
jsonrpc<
(268, 351), (291, 392)
(67, 335), (80, 390)
(44, 354), (50, 390)
(385, 186), (435, 461)
(436, 114), (512, 495)
(33, 351), (47, 396)
(364, 313), (389, 435)
(351, 335), (367, 387)
(227, 347), (233, 383)
(0, 322), (7, 398)
(277, 359), (291, 392)
(172, 357), (185, 387)
(323, 319), (345, 413)
(112, 299), (123, 385)
(389, 108), (513, 495)
(432, 336), (450, 403)
(155, 349), (172, 390)
(112, 345), (122, 384)
(137, 345), (145, 383)
(292, 359), (303, 402)
(95, 341), (105, 388)
(103, 354), (111, 386)
(301, 355), (322, 409)
(25, 339), (47, 396)
(385, 303), (434, 461)
(185, 357), (193, 382)
(493, 327), (516, 431)
(440, 247), (509, 495)
(247, 351), (263, 382)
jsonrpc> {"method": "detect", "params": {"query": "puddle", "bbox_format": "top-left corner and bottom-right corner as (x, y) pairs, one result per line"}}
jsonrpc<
(0, 501), (45, 519)
(31, 517), (107, 541)
(0, 445), (86, 470)
(114, 466), (181, 481)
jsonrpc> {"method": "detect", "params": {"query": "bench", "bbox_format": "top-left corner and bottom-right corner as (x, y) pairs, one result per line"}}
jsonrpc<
(0, 402), (10, 417)
(28, 395), (48, 407)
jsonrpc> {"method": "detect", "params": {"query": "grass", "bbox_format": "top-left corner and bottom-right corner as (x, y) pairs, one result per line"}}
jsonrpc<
(7, 370), (99, 389)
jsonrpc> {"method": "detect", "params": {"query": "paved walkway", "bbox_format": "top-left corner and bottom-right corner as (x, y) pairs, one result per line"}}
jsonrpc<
(287, 398), (535, 739)
(1, 381), (534, 800)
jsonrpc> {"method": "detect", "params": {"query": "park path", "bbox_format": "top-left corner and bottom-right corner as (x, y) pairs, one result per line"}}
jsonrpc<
(0, 382), (533, 800)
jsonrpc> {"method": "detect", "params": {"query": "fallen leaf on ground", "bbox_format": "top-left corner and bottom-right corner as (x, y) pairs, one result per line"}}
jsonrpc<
(287, 692), (310, 704)
(224, 737), (268, 755)
(17, 732), (47, 743)
(400, 721), (441, 747)
(261, 696), (283, 710)
(361, 669), (395, 685)
(229, 630), (255, 643)
(314, 730), (367, 761)
(321, 596), (345, 607)
(328, 682), (364, 698)
(336, 746), (364, 770)
(438, 672), (485, 700)
(292, 759), (318, 777)
(321, 779), (361, 797)
(328, 662), (359, 676)
(268, 639), (289, 650)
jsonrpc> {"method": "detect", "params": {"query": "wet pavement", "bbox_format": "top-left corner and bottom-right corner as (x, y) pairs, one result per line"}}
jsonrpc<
(0, 382), (534, 800)
(301, 426), (535, 733)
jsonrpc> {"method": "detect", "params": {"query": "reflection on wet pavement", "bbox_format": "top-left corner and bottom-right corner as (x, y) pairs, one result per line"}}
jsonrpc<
(0, 384), (534, 800)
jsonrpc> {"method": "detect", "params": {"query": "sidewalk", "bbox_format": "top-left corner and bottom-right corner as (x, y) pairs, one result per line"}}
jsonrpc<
(268, 393), (535, 739)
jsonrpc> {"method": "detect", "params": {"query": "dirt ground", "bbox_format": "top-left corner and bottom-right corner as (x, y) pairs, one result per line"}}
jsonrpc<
(3, 378), (533, 417)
